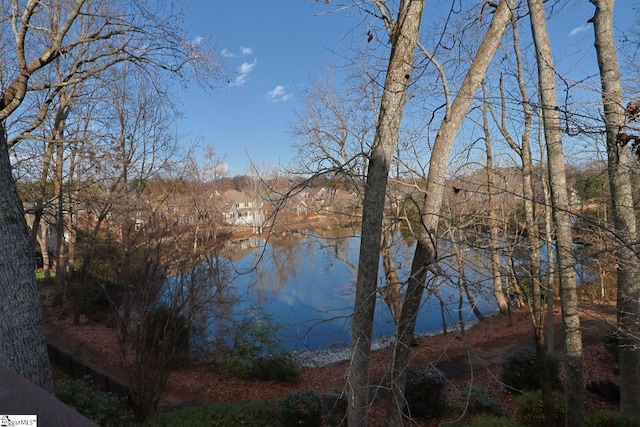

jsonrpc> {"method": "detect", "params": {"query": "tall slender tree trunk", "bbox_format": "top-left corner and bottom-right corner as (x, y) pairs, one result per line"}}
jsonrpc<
(0, 122), (53, 392)
(452, 234), (485, 322)
(385, 2), (515, 425)
(54, 141), (68, 290)
(528, 1), (584, 425)
(348, 1), (424, 425)
(590, 0), (640, 414)
(538, 113), (557, 355)
(494, 18), (555, 418)
(481, 96), (509, 315)
(29, 143), (54, 249)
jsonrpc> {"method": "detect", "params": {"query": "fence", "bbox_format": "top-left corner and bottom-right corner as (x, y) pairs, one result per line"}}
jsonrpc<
(47, 342), (131, 402)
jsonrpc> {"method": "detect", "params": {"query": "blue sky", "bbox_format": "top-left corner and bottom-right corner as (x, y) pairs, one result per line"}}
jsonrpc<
(177, 1), (636, 176)
(177, 0), (353, 175)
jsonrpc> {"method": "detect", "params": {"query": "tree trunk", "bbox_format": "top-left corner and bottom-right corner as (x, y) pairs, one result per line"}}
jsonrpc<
(54, 141), (68, 291)
(348, 1), (424, 425)
(380, 226), (403, 327)
(538, 115), (557, 355)
(385, 1), (515, 425)
(453, 235), (485, 322)
(494, 18), (554, 418)
(590, 0), (640, 415)
(0, 122), (53, 392)
(482, 100), (509, 315)
(528, 1), (584, 425)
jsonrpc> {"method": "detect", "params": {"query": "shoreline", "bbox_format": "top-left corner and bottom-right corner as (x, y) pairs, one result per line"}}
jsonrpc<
(293, 318), (483, 368)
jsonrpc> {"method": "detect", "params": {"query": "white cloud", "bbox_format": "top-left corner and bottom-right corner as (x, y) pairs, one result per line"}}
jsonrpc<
(569, 24), (589, 36)
(238, 60), (257, 74)
(221, 48), (236, 58)
(231, 59), (257, 87)
(192, 36), (204, 47)
(222, 46), (254, 58)
(266, 85), (292, 103)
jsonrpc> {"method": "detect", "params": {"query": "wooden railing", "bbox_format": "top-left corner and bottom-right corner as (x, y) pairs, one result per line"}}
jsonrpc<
(47, 343), (130, 401)
(0, 362), (97, 426)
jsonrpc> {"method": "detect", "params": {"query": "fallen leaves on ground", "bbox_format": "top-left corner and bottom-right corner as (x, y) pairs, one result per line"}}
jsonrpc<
(43, 295), (619, 426)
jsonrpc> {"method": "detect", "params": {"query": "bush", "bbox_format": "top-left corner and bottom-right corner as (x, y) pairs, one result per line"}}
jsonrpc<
(321, 393), (348, 427)
(501, 347), (560, 392)
(146, 400), (281, 427)
(514, 390), (565, 427)
(143, 304), (190, 357)
(404, 365), (447, 419)
(460, 386), (503, 416)
(55, 375), (137, 427)
(466, 415), (518, 427)
(585, 410), (640, 427)
(251, 352), (302, 383)
(281, 389), (323, 427)
(212, 307), (301, 383)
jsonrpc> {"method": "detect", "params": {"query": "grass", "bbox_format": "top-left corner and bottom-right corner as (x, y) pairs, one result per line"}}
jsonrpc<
(36, 270), (56, 280)
(146, 400), (282, 427)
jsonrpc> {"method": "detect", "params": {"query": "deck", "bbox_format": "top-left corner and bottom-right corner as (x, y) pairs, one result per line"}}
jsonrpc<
(0, 362), (97, 426)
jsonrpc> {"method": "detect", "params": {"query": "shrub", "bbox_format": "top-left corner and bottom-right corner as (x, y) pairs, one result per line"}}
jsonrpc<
(501, 346), (560, 392)
(227, 307), (281, 358)
(514, 390), (565, 427)
(143, 304), (190, 357)
(460, 386), (503, 416)
(404, 365), (447, 419)
(251, 352), (302, 383)
(321, 393), (348, 427)
(281, 389), (323, 427)
(55, 375), (137, 427)
(146, 400), (281, 427)
(212, 307), (300, 382)
(467, 415), (518, 427)
(585, 410), (640, 427)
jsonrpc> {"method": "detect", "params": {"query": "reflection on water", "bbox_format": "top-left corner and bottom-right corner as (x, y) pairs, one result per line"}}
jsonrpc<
(218, 230), (495, 352)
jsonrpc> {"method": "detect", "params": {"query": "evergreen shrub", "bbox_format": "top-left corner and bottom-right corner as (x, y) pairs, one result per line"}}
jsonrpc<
(460, 385), (503, 416)
(467, 415), (518, 427)
(501, 346), (560, 391)
(55, 375), (137, 427)
(281, 388), (323, 427)
(404, 365), (447, 419)
(250, 352), (302, 383)
(514, 390), (565, 427)
(585, 410), (640, 427)
(146, 400), (280, 427)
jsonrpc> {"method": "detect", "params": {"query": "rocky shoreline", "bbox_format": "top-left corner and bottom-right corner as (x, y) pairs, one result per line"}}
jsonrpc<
(293, 322), (478, 368)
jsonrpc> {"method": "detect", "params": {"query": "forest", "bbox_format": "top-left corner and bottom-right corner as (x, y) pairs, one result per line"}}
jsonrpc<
(0, 1), (639, 426)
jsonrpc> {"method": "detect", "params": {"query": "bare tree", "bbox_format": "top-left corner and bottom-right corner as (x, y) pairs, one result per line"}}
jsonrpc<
(386, 2), (515, 424)
(485, 15), (557, 420)
(0, 0), (220, 390)
(590, 0), (640, 415)
(527, 0), (584, 424)
(347, 1), (425, 425)
(481, 92), (510, 316)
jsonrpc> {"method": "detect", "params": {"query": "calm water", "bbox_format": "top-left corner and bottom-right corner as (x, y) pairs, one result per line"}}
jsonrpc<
(217, 232), (496, 352)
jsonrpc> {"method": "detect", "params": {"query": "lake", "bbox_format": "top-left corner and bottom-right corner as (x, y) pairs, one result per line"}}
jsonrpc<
(210, 231), (497, 354)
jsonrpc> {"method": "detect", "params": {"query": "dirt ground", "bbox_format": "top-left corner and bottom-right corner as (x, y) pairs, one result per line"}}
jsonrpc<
(42, 291), (620, 426)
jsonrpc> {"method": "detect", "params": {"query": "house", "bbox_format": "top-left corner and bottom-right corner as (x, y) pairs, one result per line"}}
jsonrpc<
(220, 190), (266, 226)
